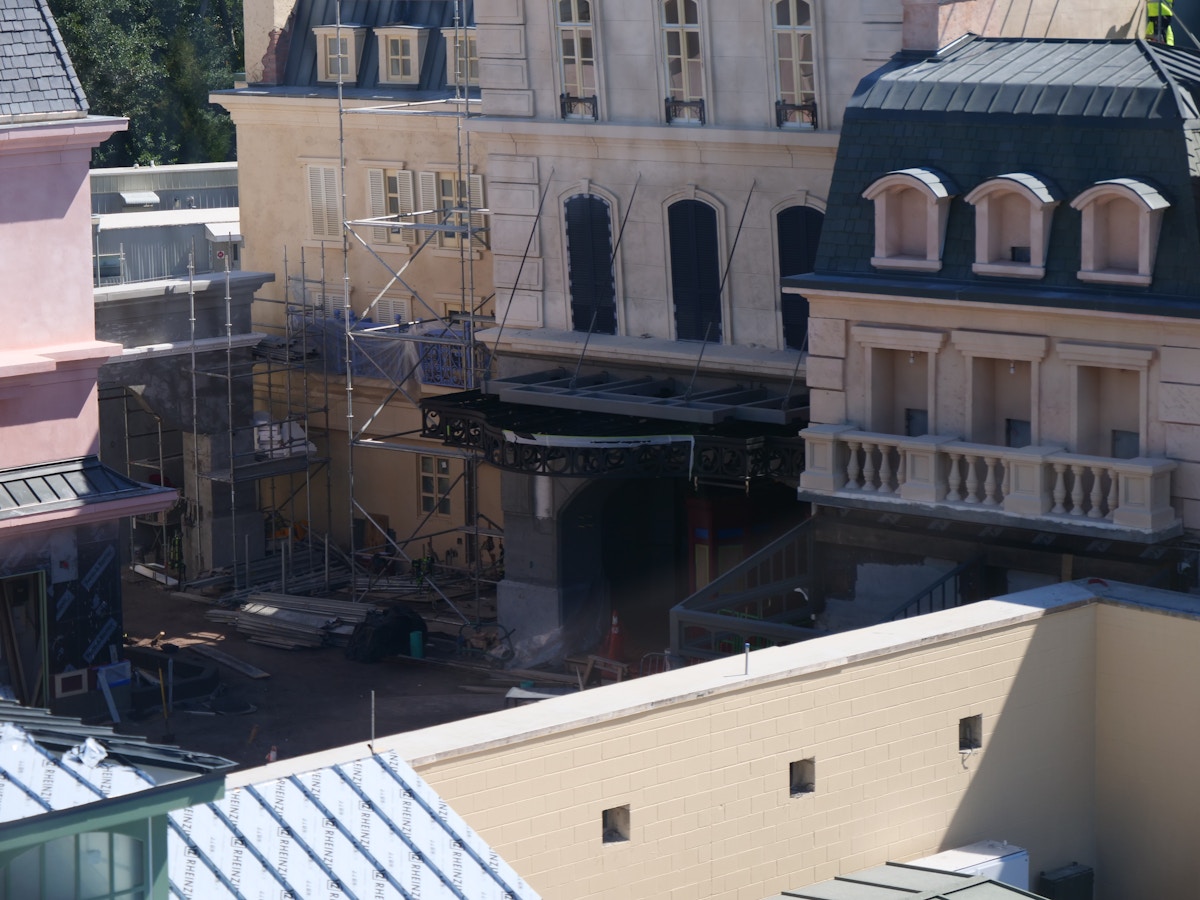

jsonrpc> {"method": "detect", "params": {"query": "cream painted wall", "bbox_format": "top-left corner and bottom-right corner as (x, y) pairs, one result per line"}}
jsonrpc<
(1095, 603), (1200, 899)
(214, 92), (499, 554)
(805, 294), (1200, 527)
(411, 607), (1097, 900)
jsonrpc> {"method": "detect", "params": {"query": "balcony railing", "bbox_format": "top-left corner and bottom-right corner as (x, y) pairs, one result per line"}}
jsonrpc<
(560, 93), (598, 120)
(799, 425), (1179, 538)
(665, 97), (706, 125)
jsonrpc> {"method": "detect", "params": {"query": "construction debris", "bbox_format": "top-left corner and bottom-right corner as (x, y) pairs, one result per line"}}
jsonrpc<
(187, 644), (271, 679)
(204, 592), (384, 650)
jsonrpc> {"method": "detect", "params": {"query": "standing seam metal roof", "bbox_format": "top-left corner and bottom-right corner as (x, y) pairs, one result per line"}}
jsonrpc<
(852, 37), (1200, 121)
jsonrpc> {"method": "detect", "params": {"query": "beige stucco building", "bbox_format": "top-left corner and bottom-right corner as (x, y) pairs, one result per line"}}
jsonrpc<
(215, 0), (500, 566)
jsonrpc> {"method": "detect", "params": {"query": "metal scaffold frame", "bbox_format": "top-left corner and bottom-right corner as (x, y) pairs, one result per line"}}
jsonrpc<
(327, 0), (497, 623)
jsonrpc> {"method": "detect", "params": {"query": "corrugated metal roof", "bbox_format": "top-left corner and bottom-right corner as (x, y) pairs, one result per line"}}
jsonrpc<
(0, 0), (88, 121)
(854, 37), (1200, 121)
(0, 456), (173, 521)
(169, 748), (541, 900)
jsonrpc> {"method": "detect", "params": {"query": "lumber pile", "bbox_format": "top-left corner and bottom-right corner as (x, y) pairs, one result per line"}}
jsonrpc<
(206, 593), (382, 650)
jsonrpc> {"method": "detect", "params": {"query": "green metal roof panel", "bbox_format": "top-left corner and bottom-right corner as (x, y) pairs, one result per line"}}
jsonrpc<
(0, 456), (173, 521)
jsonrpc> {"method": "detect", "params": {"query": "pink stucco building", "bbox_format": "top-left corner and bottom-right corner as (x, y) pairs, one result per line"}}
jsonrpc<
(0, 0), (173, 712)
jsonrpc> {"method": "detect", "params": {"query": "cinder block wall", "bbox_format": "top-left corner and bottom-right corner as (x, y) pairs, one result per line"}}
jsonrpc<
(406, 603), (1098, 900)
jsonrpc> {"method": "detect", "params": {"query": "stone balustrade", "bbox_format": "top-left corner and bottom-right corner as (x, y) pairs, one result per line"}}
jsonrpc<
(799, 424), (1178, 535)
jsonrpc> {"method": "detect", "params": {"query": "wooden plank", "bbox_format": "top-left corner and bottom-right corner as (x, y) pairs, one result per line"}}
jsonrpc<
(188, 643), (271, 679)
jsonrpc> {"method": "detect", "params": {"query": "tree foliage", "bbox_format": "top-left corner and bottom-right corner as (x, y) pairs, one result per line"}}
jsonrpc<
(49, 0), (243, 166)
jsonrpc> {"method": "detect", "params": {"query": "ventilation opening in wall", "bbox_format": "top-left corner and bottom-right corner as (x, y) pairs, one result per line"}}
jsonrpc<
(602, 805), (630, 843)
(1010, 245), (1031, 263)
(960, 714), (983, 751)
(789, 758), (816, 796)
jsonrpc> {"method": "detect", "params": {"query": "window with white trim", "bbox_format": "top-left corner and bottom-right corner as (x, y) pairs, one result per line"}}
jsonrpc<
(773, 0), (817, 127)
(418, 171), (487, 249)
(662, 0), (705, 122)
(964, 174), (1059, 279)
(367, 167), (417, 245)
(377, 26), (429, 85)
(420, 455), (452, 515)
(306, 164), (341, 239)
(313, 25), (366, 83)
(557, 0), (597, 117)
(1071, 178), (1168, 287)
(446, 27), (479, 87)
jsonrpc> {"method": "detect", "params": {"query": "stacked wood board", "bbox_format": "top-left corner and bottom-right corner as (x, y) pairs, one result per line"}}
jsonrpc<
(206, 593), (382, 650)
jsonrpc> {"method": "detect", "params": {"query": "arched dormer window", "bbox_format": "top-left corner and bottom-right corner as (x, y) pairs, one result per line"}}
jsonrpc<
(964, 173), (1059, 279)
(862, 168), (955, 272)
(1070, 178), (1168, 287)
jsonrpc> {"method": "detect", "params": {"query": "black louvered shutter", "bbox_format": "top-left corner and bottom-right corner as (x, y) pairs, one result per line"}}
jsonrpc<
(566, 195), (617, 334)
(778, 206), (824, 350)
(668, 200), (721, 342)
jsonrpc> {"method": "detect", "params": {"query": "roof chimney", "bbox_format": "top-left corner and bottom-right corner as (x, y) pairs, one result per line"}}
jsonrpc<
(903, 0), (989, 51)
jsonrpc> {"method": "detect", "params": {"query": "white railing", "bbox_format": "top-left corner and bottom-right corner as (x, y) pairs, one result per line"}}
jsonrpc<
(800, 425), (1178, 534)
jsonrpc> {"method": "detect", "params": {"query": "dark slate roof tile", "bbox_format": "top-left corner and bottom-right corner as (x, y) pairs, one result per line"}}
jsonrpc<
(0, 0), (88, 120)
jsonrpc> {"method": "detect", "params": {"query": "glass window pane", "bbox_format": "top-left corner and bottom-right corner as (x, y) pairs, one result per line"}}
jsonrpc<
(422, 476), (434, 493)
(422, 497), (434, 512)
(664, 0), (679, 25)
(685, 32), (700, 58)
(9, 847), (40, 897)
(796, 0), (812, 27)
(560, 0), (574, 22)
(421, 457), (432, 473)
(775, 0), (791, 26)
(438, 499), (451, 515)
(80, 832), (111, 899)
(113, 834), (144, 892)
(684, 0), (699, 25)
(579, 0), (591, 22)
(45, 836), (74, 898)
(437, 459), (450, 474)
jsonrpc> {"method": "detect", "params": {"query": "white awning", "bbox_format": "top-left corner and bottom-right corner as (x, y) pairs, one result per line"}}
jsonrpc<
(93, 207), (240, 233)
(205, 218), (242, 243)
(119, 190), (160, 206)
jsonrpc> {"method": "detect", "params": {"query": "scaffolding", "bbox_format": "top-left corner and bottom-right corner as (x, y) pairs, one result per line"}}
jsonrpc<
(99, 1), (503, 627)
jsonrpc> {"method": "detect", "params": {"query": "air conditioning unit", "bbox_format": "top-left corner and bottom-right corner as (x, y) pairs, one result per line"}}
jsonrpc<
(907, 840), (1029, 890)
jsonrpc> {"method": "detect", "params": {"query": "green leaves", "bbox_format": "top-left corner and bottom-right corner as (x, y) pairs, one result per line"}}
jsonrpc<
(49, 0), (242, 165)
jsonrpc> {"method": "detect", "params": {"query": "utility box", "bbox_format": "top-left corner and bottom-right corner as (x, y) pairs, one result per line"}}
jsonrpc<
(907, 840), (1030, 890)
(1038, 862), (1094, 900)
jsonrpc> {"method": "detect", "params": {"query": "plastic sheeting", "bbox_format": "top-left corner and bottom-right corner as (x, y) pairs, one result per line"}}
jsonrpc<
(168, 748), (540, 900)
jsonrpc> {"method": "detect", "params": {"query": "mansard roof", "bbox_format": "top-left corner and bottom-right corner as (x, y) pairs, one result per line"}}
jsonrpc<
(281, 0), (475, 95)
(793, 36), (1200, 309)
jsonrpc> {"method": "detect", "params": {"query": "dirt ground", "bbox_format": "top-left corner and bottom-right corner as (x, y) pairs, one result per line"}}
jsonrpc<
(115, 570), (511, 770)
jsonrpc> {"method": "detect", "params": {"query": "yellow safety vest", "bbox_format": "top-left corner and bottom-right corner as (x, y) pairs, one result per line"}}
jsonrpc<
(1147, 1), (1175, 45)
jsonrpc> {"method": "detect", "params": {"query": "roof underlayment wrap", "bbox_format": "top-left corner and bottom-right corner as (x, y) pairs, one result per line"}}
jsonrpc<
(168, 748), (540, 900)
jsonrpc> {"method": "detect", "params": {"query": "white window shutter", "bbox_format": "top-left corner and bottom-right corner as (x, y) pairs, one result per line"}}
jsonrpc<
(418, 171), (439, 245)
(396, 170), (416, 245)
(308, 165), (327, 237)
(469, 174), (486, 247)
(367, 168), (388, 243)
(322, 166), (340, 237)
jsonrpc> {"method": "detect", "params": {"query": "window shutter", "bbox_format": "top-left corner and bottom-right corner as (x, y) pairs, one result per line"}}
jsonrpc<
(395, 170), (416, 245)
(469, 174), (486, 247)
(565, 195), (616, 334)
(668, 200), (721, 342)
(418, 171), (439, 246)
(322, 167), (339, 237)
(368, 168), (388, 243)
(308, 166), (327, 237)
(777, 206), (823, 350)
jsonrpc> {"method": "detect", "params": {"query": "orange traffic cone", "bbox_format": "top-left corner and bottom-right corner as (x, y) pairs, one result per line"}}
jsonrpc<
(602, 611), (623, 660)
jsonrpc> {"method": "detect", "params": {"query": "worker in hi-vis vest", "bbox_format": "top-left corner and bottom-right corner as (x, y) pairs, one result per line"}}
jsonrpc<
(1148, 0), (1175, 45)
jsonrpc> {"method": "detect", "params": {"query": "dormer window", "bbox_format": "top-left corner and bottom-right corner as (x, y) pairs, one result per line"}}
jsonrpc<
(376, 26), (429, 85)
(313, 25), (366, 84)
(862, 168), (955, 272)
(446, 27), (479, 88)
(964, 173), (1059, 279)
(1071, 178), (1168, 287)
